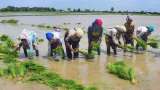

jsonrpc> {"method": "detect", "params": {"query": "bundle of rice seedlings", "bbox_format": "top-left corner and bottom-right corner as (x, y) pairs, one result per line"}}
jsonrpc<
(133, 37), (147, 49)
(38, 38), (44, 43)
(0, 34), (9, 41)
(91, 41), (100, 51)
(117, 44), (135, 52)
(29, 71), (94, 90)
(52, 46), (65, 59)
(22, 61), (46, 73)
(79, 50), (95, 59)
(107, 61), (136, 84)
(147, 37), (160, 48)
(0, 35), (18, 59)
(0, 19), (18, 24)
(0, 68), (4, 76)
(4, 63), (26, 78)
(147, 42), (158, 48)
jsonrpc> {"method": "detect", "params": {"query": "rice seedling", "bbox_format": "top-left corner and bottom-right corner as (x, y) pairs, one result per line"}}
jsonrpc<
(0, 35), (96, 90)
(133, 37), (147, 50)
(37, 24), (52, 29)
(52, 46), (65, 59)
(147, 37), (160, 48)
(22, 61), (46, 73)
(79, 41), (99, 59)
(134, 37), (160, 49)
(29, 70), (96, 90)
(0, 19), (18, 24)
(0, 68), (4, 76)
(79, 50), (95, 59)
(0, 34), (9, 41)
(37, 38), (44, 44)
(117, 44), (135, 52)
(107, 61), (136, 84)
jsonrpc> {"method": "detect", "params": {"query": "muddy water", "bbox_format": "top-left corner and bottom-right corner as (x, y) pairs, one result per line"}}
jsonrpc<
(0, 15), (160, 90)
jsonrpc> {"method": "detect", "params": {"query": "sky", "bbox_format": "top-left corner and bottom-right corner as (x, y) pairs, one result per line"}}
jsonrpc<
(0, 0), (160, 12)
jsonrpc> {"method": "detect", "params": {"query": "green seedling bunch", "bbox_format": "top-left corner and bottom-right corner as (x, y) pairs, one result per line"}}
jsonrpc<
(107, 61), (136, 84)
(0, 19), (18, 24)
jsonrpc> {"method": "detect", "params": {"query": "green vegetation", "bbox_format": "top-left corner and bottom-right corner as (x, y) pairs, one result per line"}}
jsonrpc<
(79, 50), (95, 59)
(1, 6), (160, 16)
(134, 37), (160, 49)
(147, 37), (160, 48)
(79, 41), (100, 59)
(31, 24), (53, 29)
(0, 19), (18, 24)
(0, 6), (56, 12)
(134, 37), (147, 49)
(37, 38), (44, 43)
(37, 24), (53, 29)
(52, 46), (65, 59)
(107, 61), (136, 84)
(0, 34), (96, 90)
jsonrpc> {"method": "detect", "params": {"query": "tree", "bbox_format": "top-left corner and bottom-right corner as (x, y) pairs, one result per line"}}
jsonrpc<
(67, 8), (71, 12)
(110, 7), (114, 12)
(77, 8), (81, 12)
(84, 9), (90, 12)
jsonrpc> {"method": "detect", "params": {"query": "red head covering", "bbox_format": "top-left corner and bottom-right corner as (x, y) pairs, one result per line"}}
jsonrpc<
(95, 18), (103, 27)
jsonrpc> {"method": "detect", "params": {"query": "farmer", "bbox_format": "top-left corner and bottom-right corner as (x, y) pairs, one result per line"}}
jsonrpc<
(114, 25), (126, 45)
(16, 29), (39, 57)
(88, 18), (103, 55)
(105, 28), (118, 55)
(46, 27), (65, 59)
(136, 26), (155, 50)
(29, 31), (39, 57)
(124, 16), (135, 50)
(64, 28), (84, 59)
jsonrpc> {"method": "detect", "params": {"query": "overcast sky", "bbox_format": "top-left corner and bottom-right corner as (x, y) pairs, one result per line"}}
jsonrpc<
(0, 0), (160, 12)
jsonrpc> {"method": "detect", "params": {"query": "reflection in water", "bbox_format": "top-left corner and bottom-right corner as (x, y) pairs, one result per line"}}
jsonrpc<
(78, 63), (88, 85)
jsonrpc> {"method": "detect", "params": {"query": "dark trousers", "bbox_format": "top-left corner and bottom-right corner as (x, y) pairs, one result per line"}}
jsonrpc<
(65, 43), (79, 59)
(88, 40), (101, 55)
(33, 45), (39, 56)
(124, 34), (134, 52)
(23, 48), (28, 57)
(23, 46), (39, 57)
(105, 36), (117, 55)
(107, 43), (117, 55)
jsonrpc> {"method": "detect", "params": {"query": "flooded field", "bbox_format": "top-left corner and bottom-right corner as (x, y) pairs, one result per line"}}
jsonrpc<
(0, 15), (160, 90)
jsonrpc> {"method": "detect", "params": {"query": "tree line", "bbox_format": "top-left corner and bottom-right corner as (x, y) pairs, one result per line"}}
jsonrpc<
(0, 6), (160, 15)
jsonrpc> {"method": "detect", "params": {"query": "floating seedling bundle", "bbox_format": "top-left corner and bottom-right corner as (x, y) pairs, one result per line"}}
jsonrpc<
(107, 61), (136, 84)
(0, 19), (18, 24)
